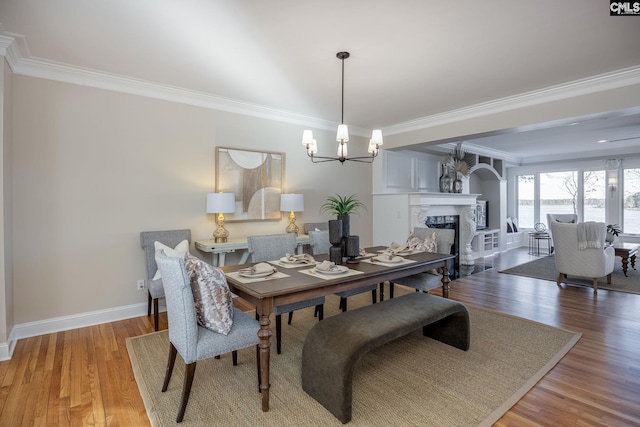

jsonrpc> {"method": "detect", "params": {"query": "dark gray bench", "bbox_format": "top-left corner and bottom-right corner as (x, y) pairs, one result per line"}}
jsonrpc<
(301, 292), (470, 424)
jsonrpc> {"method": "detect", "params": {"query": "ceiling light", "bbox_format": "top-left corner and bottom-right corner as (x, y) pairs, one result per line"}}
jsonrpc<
(302, 52), (383, 164)
(598, 139), (608, 143)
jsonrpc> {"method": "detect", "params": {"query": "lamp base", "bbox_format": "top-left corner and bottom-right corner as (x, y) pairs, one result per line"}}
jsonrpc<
(214, 236), (228, 243)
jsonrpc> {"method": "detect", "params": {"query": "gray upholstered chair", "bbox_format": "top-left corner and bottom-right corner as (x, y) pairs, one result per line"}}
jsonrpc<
(303, 222), (330, 234)
(390, 227), (456, 295)
(155, 250), (260, 423)
(308, 229), (377, 312)
(140, 229), (192, 331)
(247, 233), (325, 354)
(546, 213), (578, 252)
(550, 221), (614, 293)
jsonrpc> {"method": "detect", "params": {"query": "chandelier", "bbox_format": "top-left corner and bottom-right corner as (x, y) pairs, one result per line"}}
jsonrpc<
(302, 51), (383, 164)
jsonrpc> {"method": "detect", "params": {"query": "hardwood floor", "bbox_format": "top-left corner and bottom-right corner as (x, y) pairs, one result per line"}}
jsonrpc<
(1, 248), (638, 426)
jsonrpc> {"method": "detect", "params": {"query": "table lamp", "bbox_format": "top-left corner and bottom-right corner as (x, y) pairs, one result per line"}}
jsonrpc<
(206, 192), (235, 243)
(280, 193), (304, 235)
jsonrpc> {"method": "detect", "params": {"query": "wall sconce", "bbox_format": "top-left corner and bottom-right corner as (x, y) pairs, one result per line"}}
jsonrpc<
(206, 193), (236, 243)
(605, 159), (622, 196)
(280, 193), (304, 235)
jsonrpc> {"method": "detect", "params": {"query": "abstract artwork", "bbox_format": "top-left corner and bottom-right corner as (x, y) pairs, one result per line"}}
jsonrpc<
(215, 147), (284, 222)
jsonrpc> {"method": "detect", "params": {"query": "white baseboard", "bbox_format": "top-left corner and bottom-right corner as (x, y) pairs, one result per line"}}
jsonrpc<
(0, 302), (166, 361)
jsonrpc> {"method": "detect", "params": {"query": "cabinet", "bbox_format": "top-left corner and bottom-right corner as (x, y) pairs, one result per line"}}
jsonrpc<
(472, 229), (500, 258)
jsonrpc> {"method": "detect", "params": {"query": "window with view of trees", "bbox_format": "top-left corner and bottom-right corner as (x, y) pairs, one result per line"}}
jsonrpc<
(583, 170), (605, 223)
(540, 171), (577, 223)
(623, 168), (640, 234)
(517, 175), (534, 228)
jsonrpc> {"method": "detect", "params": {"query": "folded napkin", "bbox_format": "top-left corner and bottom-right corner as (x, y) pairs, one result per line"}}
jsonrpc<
(386, 242), (409, 253)
(239, 262), (276, 276)
(315, 260), (341, 272)
(284, 253), (316, 264)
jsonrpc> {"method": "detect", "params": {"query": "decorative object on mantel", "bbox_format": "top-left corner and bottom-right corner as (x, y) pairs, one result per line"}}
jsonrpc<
(439, 163), (453, 193)
(280, 193), (304, 235)
(606, 224), (621, 243)
(206, 192), (236, 243)
(301, 52), (383, 164)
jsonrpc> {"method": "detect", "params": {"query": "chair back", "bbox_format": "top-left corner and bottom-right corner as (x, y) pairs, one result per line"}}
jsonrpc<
(411, 227), (455, 255)
(247, 233), (297, 262)
(154, 250), (199, 363)
(308, 230), (331, 255)
(303, 222), (330, 234)
(140, 229), (191, 279)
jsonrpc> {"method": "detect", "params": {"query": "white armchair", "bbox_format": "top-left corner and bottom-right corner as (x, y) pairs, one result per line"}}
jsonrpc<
(546, 213), (577, 252)
(550, 221), (615, 293)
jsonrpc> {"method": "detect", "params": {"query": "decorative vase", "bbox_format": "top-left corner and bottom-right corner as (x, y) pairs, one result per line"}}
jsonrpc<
(453, 173), (463, 193)
(345, 235), (360, 264)
(439, 164), (452, 193)
(338, 214), (350, 237)
(328, 220), (344, 265)
(605, 232), (616, 244)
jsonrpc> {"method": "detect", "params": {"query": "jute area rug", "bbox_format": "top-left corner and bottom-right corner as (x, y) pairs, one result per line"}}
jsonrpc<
(499, 255), (639, 294)
(127, 291), (580, 427)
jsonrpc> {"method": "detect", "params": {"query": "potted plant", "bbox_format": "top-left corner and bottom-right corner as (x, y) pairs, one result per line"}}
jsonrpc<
(321, 194), (365, 237)
(606, 224), (621, 243)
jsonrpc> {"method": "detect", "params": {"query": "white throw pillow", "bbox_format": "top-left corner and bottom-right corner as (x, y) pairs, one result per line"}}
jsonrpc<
(153, 239), (189, 280)
(184, 252), (234, 335)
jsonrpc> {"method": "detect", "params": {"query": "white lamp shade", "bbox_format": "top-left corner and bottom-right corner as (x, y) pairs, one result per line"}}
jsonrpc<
(206, 193), (236, 214)
(302, 130), (314, 146)
(280, 193), (304, 212)
(336, 124), (349, 142)
(371, 129), (383, 146)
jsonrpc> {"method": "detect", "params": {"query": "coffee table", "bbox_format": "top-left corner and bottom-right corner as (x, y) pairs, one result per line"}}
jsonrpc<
(613, 243), (638, 277)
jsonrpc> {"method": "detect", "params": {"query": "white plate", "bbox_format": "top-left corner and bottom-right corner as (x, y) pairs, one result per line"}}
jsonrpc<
(378, 249), (413, 256)
(239, 270), (276, 278)
(279, 257), (306, 265)
(312, 265), (349, 275)
(373, 256), (404, 263)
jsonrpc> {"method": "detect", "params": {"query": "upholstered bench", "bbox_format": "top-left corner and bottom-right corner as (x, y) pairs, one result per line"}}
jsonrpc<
(301, 292), (470, 423)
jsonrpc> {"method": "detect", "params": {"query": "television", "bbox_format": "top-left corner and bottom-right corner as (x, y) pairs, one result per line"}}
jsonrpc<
(475, 200), (488, 230)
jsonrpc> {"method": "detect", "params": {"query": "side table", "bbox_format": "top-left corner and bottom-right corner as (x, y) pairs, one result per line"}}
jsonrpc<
(196, 234), (310, 266)
(612, 243), (638, 277)
(528, 232), (551, 256)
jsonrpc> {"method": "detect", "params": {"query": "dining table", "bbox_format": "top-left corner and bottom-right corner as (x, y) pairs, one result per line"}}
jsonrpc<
(220, 246), (455, 412)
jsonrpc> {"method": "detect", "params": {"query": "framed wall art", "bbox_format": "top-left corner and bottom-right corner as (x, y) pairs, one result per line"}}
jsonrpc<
(215, 147), (285, 222)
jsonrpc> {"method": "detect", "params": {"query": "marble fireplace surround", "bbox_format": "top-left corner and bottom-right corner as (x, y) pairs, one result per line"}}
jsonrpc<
(409, 193), (479, 266)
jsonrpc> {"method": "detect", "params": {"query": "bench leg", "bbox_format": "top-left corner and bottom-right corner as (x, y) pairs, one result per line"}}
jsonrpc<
(422, 311), (470, 351)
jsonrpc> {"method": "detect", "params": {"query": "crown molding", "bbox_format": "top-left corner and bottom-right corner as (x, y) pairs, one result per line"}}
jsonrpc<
(1, 29), (639, 139)
(383, 66), (640, 136)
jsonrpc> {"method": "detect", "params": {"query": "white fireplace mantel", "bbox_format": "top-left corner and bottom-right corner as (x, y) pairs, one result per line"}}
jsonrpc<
(372, 192), (479, 265)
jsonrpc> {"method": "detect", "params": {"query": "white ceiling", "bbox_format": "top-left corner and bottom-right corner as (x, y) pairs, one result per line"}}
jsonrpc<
(1, 0), (639, 164)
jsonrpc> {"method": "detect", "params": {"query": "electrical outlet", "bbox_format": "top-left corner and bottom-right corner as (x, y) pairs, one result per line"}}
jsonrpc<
(137, 279), (145, 291)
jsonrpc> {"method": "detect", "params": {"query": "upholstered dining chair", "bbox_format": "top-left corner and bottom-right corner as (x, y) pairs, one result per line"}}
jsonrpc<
(390, 227), (456, 296)
(140, 229), (192, 331)
(308, 229), (377, 312)
(247, 233), (325, 354)
(550, 221), (614, 293)
(155, 250), (260, 423)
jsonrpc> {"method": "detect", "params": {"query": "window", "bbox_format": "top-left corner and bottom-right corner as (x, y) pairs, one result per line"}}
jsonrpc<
(517, 175), (534, 228)
(583, 170), (605, 223)
(623, 168), (640, 234)
(540, 171), (577, 224)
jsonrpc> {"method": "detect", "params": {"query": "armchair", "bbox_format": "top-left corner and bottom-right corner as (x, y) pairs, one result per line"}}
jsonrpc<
(546, 213), (578, 252)
(550, 221), (614, 293)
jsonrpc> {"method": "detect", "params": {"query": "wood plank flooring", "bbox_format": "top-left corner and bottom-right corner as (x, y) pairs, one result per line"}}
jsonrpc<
(0, 248), (638, 426)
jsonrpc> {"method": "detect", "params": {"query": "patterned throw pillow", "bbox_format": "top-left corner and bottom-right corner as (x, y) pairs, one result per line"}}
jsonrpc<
(184, 252), (234, 335)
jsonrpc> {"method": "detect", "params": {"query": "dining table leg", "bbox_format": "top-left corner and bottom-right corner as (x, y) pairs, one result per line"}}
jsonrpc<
(441, 261), (451, 298)
(257, 300), (274, 411)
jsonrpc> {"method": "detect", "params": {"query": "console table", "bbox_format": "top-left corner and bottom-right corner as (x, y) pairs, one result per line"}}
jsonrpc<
(195, 234), (310, 266)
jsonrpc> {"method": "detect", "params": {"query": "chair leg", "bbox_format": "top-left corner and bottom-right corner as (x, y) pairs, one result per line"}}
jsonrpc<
(177, 362), (197, 423)
(162, 343), (178, 392)
(256, 345), (261, 392)
(232, 350), (238, 366)
(276, 314), (282, 355)
(556, 273), (565, 287)
(153, 298), (160, 331)
(389, 282), (395, 298)
(287, 312), (294, 325)
(592, 278), (598, 294)
(371, 289), (377, 304)
(147, 291), (152, 317)
(341, 297), (347, 312)
(317, 304), (324, 321)
(379, 282), (385, 301)
(607, 273), (612, 284)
